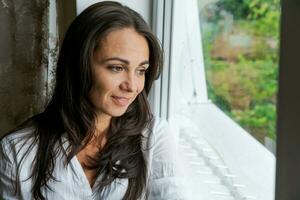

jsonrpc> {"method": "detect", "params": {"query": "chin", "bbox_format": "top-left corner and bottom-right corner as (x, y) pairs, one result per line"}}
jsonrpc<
(108, 108), (129, 117)
(99, 103), (133, 118)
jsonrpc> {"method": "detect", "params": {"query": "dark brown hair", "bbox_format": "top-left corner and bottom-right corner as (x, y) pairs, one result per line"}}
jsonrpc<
(3, 1), (163, 199)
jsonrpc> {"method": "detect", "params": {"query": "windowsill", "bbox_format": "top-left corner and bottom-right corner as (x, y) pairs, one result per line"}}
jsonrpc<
(171, 101), (275, 199)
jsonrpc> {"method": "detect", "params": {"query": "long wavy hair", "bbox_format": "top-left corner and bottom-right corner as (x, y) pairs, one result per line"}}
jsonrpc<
(4, 1), (163, 199)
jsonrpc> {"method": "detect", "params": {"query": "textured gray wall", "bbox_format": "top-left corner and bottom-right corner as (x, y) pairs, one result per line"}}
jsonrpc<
(0, 0), (49, 136)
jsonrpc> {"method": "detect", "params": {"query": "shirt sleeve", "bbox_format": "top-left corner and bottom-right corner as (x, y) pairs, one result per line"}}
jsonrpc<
(0, 137), (19, 200)
(148, 119), (185, 200)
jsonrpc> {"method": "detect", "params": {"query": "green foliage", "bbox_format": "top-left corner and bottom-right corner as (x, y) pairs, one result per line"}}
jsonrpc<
(202, 0), (280, 143)
(217, 0), (280, 20)
(216, 0), (251, 19)
(231, 103), (276, 140)
(214, 0), (280, 38)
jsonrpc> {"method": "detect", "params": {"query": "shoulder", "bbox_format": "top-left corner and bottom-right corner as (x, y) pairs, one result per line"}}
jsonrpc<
(145, 116), (172, 137)
(143, 116), (170, 142)
(0, 127), (36, 161)
(1, 126), (35, 146)
(150, 116), (176, 146)
(142, 116), (177, 158)
(152, 116), (169, 131)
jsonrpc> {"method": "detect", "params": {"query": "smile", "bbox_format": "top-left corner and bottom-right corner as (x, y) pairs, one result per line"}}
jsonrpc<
(111, 96), (131, 106)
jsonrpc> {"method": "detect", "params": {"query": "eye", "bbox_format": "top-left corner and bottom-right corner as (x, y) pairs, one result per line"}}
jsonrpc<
(107, 65), (124, 72)
(136, 67), (148, 76)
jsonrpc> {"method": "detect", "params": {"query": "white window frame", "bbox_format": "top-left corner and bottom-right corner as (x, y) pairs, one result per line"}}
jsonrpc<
(148, 0), (173, 119)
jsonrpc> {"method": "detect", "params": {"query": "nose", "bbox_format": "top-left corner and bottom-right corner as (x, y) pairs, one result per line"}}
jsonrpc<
(120, 72), (138, 92)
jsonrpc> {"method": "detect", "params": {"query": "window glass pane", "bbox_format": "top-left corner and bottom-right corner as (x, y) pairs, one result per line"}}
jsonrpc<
(167, 0), (277, 199)
(199, 0), (280, 150)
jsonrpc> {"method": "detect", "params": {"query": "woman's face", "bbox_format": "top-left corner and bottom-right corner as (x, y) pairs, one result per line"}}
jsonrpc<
(89, 28), (149, 119)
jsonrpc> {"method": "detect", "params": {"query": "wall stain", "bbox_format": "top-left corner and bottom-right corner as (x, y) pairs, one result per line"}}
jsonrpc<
(0, 0), (50, 135)
(1, 0), (8, 9)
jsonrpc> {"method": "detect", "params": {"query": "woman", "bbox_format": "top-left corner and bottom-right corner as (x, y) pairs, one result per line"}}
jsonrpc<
(0, 1), (183, 200)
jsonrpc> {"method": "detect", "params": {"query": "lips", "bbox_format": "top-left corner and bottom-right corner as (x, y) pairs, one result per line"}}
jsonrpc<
(111, 96), (131, 106)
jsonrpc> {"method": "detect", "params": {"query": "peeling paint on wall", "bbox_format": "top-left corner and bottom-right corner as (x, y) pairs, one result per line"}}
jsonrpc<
(1, 0), (9, 9)
(0, 0), (50, 135)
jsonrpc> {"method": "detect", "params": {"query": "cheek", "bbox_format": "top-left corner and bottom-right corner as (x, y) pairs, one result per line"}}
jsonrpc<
(89, 83), (104, 97)
(94, 74), (118, 94)
(89, 78), (110, 103)
(136, 79), (145, 94)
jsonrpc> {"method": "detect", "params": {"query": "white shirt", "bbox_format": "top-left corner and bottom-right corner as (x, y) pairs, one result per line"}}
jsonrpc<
(0, 117), (184, 200)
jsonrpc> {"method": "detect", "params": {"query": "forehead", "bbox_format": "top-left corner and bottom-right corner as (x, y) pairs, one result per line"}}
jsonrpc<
(95, 28), (149, 60)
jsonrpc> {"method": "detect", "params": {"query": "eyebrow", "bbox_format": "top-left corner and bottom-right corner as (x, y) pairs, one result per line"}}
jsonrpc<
(101, 57), (149, 66)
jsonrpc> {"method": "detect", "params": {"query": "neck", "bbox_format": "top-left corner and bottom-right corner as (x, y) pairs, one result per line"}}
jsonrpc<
(94, 113), (112, 136)
(85, 113), (111, 148)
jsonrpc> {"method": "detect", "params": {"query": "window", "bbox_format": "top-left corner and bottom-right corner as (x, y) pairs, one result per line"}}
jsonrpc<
(155, 0), (278, 199)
